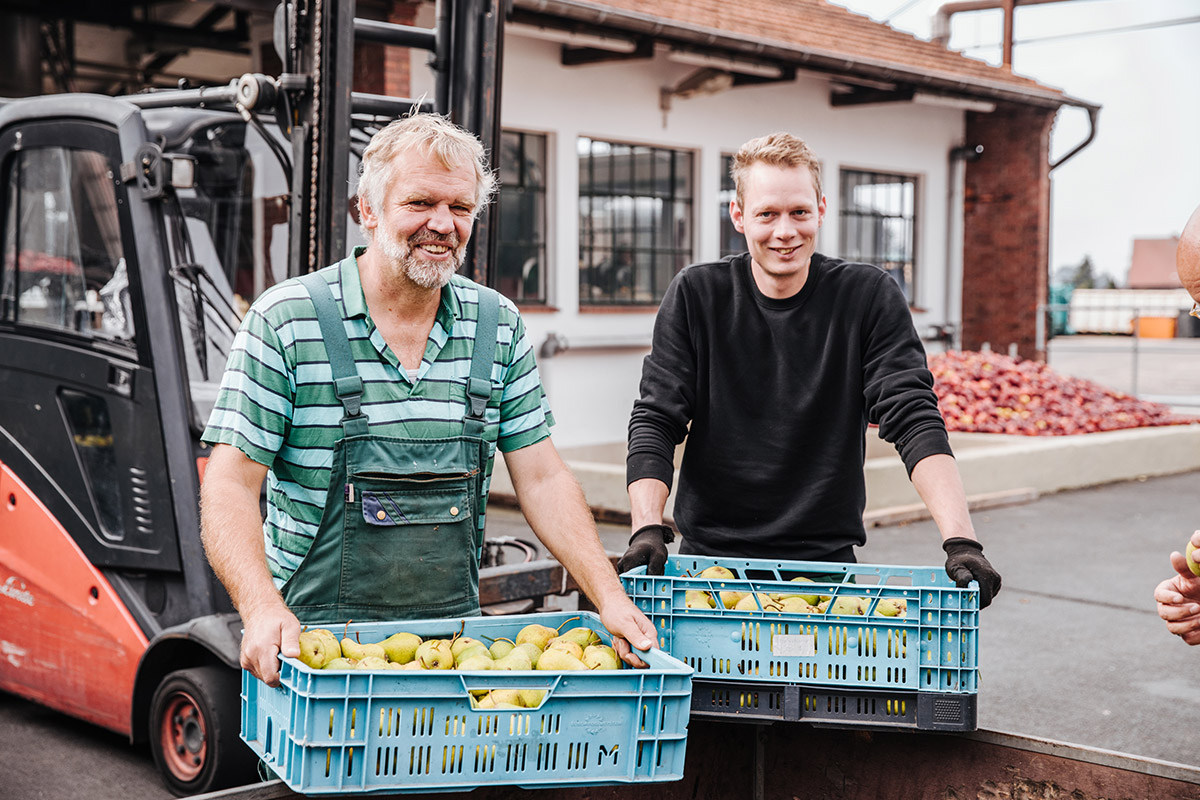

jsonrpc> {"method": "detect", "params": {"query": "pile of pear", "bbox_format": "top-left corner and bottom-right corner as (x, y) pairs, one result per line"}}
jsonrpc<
(684, 565), (907, 617)
(296, 622), (624, 681)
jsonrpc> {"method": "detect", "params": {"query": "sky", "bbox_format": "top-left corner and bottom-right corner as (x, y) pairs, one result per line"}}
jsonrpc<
(830, 0), (1200, 286)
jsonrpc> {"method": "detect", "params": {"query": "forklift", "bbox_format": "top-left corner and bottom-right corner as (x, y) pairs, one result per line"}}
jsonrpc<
(0, 0), (566, 794)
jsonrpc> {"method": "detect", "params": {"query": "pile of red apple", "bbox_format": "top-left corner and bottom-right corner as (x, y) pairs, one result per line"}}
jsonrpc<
(927, 350), (1195, 435)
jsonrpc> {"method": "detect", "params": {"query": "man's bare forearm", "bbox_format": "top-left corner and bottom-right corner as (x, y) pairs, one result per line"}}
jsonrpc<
(909, 453), (976, 542)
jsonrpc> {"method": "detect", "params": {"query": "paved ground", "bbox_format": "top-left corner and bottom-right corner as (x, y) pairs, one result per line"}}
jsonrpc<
(1047, 334), (1200, 409)
(486, 467), (1200, 767)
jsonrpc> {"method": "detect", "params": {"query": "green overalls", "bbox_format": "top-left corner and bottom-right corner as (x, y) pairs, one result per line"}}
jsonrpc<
(279, 273), (499, 625)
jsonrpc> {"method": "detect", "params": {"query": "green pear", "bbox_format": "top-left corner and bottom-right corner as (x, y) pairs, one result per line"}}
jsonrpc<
(515, 642), (542, 668)
(1187, 541), (1200, 577)
(557, 626), (601, 649)
(734, 593), (779, 612)
(450, 637), (484, 660)
(698, 565), (735, 579)
(454, 644), (491, 666)
(491, 647), (534, 671)
(719, 589), (749, 609)
(536, 647), (588, 671)
(379, 631), (422, 664)
(488, 638), (516, 659)
(827, 596), (867, 616)
(782, 576), (823, 606)
(456, 654), (495, 671)
(415, 639), (455, 670)
(518, 689), (546, 708)
(399, 660), (424, 671)
(298, 629), (341, 669)
(777, 596), (818, 613)
(340, 634), (387, 662)
(475, 693), (496, 709)
(545, 638), (584, 660)
(355, 655), (391, 670)
(515, 623), (557, 651)
(323, 657), (358, 670)
(685, 589), (716, 609)
(488, 689), (524, 707)
(875, 598), (908, 617)
(582, 644), (621, 670)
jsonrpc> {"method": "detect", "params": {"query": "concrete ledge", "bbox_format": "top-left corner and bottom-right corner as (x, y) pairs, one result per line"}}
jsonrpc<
(488, 423), (1200, 524)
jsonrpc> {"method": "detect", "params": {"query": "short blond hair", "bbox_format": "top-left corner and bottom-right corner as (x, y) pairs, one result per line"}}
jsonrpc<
(730, 132), (822, 208)
(356, 113), (497, 239)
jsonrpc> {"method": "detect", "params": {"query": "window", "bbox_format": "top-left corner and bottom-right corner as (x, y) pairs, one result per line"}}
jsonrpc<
(2, 147), (133, 340)
(719, 154), (746, 257)
(60, 388), (125, 542)
(495, 131), (547, 304)
(578, 138), (693, 305)
(839, 170), (917, 301)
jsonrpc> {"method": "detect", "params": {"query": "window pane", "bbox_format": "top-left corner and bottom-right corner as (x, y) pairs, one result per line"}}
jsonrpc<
(495, 131), (548, 303)
(4, 148), (132, 340)
(578, 138), (693, 305)
(60, 388), (124, 541)
(719, 154), (745, 257)
(838, 169), (917, 302)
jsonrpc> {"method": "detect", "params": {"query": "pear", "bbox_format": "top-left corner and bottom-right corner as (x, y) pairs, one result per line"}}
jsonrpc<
(355, 655), (391, 670)
(545, 638), (585, 660)
(719, 589), (749, 609)
(456, 654), (495, 671)
(400, 660), (424, 671)
(875, 598), (908, 617)
(488, 689), (524, 707)
(450, 637), (484, 660)
(734, 593), (779, 612)
(783, 576), (823, 606)
(582, 644), (621, 670)
(685, 589), (716, 609)
(475, 693), (496, 709)
(515, 623), (558, 651)
(415, 639), (455, 670)
(379, 631), (422, 664)
(454, 644), (491, 666)
(340, 632), (387, 662)
(1187, 541), (1200, 577)
(827, 596), (867, 616)
(515, 642), (543, 668)
(518, 689), (546, 708)
(488, 638), (517, 659)
(557, 626), (601, 650)
(323, 657), (358, 670)
(536, 647), (588, 671)
(698, 565), (735, 580)
(491, 647), (534, 671)
(298, 629), (341, 669)
(777, 596), (818, 613)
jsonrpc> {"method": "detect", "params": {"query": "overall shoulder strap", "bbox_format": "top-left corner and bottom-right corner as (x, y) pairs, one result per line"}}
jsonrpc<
(464, 286), (500, 437)
(298, 272), (370, 437)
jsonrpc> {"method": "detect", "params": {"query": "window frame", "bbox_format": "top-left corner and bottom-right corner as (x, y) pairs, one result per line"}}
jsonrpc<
(577, 136), (695, 307)
(494, 128), (550, 306)
(837, 167), (920, 304)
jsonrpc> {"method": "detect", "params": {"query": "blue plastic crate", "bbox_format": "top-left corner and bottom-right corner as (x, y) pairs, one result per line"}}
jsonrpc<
(241, 611), (692, 795)
(621, 555), (978, 697)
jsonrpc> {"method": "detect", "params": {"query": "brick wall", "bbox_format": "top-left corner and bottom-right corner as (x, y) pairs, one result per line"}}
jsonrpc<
(354, 1), (421, 96)
(961, 103), (1056, 360)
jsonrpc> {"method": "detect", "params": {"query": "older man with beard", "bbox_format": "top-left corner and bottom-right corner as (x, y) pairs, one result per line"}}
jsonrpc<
(200, 114), (656, 686)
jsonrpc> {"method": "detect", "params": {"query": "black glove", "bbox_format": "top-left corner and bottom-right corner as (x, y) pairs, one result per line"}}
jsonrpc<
(942, 537), (1002, 609)
(617, 524), (675, 575)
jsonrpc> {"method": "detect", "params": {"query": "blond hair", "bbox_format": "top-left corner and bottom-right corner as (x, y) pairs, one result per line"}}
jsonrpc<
(730, 132), (822, 208)
(356, 113), (497, 240)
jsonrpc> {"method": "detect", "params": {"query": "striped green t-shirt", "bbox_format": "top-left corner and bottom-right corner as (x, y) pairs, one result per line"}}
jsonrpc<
(201, 250), (554, 586)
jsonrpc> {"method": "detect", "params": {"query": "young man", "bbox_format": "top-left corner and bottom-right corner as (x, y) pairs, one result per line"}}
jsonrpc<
(620, 132), (1001, 606)
(1154, 203), (1200, 644)
(200, 114), (655, 686)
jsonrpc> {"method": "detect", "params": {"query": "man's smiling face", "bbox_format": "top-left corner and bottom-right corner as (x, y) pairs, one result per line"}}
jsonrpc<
(730, 162), (826, 298)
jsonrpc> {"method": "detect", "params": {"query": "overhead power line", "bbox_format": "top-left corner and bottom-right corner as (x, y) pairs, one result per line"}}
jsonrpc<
(960, 13), (1200, 50)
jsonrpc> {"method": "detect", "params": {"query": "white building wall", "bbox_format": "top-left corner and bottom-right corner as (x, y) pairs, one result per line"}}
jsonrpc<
(422, 31), (969, 449)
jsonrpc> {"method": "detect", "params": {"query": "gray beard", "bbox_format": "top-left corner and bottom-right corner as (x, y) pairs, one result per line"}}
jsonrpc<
(378, 228), (464, 290)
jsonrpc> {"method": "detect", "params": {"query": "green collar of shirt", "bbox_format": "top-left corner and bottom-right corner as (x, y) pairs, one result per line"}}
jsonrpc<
(339, 245), (460, 335)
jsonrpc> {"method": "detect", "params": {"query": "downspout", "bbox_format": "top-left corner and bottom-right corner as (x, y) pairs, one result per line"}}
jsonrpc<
(1049, 105), (1100, 172)
(945, 143), (984, 350)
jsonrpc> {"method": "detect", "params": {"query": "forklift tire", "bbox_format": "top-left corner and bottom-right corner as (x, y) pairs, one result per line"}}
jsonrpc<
(148, 666), (257, 796)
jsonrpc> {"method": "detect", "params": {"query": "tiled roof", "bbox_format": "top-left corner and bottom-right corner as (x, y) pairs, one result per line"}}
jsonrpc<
(515, 0), (1094, 109)
(1127, 238), (1183, 289)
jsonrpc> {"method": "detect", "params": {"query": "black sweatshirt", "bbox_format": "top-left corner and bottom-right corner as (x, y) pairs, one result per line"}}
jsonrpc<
(627, 252), (953, 561)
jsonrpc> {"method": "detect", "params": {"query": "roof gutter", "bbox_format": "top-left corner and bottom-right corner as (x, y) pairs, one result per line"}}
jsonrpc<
(513, 0), (1099, 112)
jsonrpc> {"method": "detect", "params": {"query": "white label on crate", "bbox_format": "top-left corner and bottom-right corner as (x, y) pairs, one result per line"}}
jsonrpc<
(772, 634), (817, 657)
